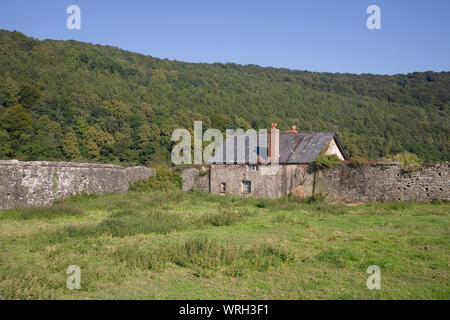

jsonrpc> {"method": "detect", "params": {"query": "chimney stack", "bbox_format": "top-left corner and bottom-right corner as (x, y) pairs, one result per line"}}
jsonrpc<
(283, 125), (298, 133)
(268, 123), (280, 164)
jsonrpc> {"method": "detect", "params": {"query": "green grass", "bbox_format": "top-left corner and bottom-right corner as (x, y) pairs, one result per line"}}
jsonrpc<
(0, 189), (448, 299)
(0, 203), (84, 220)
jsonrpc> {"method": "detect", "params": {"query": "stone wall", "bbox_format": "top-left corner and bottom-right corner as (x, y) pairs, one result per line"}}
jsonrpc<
(210, 163), (313, 199)
(280, 164), (315, 198)
(209, 162), (449, 202)
(315, 162), (449, 203)
(5, 160), (444, 209)
(0, 160), (155, 210)
(182, 167), (210, 192)
(210, 164), (283, 198)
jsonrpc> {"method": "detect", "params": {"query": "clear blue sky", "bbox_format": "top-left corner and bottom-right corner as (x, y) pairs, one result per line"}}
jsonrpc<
(0, 0), (449, 74)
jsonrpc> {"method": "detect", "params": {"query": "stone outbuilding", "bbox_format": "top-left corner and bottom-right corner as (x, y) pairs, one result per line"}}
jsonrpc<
(208, 126), (347, 198)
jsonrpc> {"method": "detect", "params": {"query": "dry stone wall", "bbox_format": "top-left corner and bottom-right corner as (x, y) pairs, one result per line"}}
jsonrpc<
(207, 162), (448, 202)
(0, 160), (155, 210)
(182, 167), (210, 192)
(315, 162), (449, 203)
(1, 160), (447, 209)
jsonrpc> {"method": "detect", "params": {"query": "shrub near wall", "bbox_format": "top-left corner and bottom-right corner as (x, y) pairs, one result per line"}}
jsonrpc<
(312, 154), (341, 170)
(130, 166), (183, 192)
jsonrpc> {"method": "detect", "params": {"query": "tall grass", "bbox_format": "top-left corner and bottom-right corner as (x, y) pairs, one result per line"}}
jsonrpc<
(197, 208), (253, 227)
(0, 188), (448, 299)
(42, 206), (255, 243)
(112, 237), (295, 277)
(0, 204), (84, 220)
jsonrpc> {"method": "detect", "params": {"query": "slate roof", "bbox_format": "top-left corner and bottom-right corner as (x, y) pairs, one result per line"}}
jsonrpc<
(208, 132), (346, 164)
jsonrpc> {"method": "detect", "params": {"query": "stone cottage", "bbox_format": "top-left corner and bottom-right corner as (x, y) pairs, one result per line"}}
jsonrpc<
(208, 125), (347, 198)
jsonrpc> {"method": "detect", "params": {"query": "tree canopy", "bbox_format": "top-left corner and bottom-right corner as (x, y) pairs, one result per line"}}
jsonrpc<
(0, 30), (448, 164)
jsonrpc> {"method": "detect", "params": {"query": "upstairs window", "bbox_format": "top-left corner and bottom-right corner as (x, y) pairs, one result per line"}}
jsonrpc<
(248, 164), (258, 171)
(241, 181), (251, 194)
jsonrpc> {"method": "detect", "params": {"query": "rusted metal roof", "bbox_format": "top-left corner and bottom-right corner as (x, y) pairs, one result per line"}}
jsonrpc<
(208, 131), (345, 164)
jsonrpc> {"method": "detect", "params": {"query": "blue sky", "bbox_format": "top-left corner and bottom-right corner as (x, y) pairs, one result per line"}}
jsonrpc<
(0, 0), (449, 74)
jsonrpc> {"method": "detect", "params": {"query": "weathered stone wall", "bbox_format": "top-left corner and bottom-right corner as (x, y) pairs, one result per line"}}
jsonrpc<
(182, 167), (210, 192)
(280, 164), (315, 198)
(210, 164), (313, 199)
(209, 162), (449, 202)
(125, 166), (156, 184)
(0, 160), (155, 210)
(210, 164), (283, 198)
(315, 162), (449, 203)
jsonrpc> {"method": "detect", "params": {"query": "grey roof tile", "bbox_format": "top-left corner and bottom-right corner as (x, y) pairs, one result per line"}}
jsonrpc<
(279, 132), (335, 163)
(208, 131), (338, 164)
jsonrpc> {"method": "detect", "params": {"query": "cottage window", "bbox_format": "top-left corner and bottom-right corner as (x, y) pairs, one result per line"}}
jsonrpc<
(248, 164), (258, 171)
(241, 181), (251, 194)
(219, 182), (226, 193)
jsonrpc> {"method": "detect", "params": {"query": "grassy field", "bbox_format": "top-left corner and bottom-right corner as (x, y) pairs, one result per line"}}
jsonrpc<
(0, 190), (448, 300)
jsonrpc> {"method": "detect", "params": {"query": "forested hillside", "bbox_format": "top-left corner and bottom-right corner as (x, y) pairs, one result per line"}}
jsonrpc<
(0, 30), (448, 164)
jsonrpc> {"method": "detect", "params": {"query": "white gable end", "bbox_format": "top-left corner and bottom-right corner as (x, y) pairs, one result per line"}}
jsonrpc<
(324, 138), (345, 160)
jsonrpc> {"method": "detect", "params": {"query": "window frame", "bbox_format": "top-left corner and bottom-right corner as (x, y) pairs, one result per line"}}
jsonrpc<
(241, 181), (252, 194)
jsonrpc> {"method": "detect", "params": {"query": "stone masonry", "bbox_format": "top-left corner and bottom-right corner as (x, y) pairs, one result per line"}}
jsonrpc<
(315, 162), (449, 203)
(181, 167), (210, 192)
(206, 162), (449, 202)
(0, 160), (155, 210)
(1, 160), (448, 210)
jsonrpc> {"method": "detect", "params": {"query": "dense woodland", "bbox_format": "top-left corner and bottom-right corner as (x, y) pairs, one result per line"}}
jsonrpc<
(0, 30), (448, 165)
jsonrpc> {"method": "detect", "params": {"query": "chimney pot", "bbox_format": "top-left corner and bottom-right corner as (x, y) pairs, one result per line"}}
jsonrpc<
(283, 125), (298, 133)
(268, 127), (280, 164)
